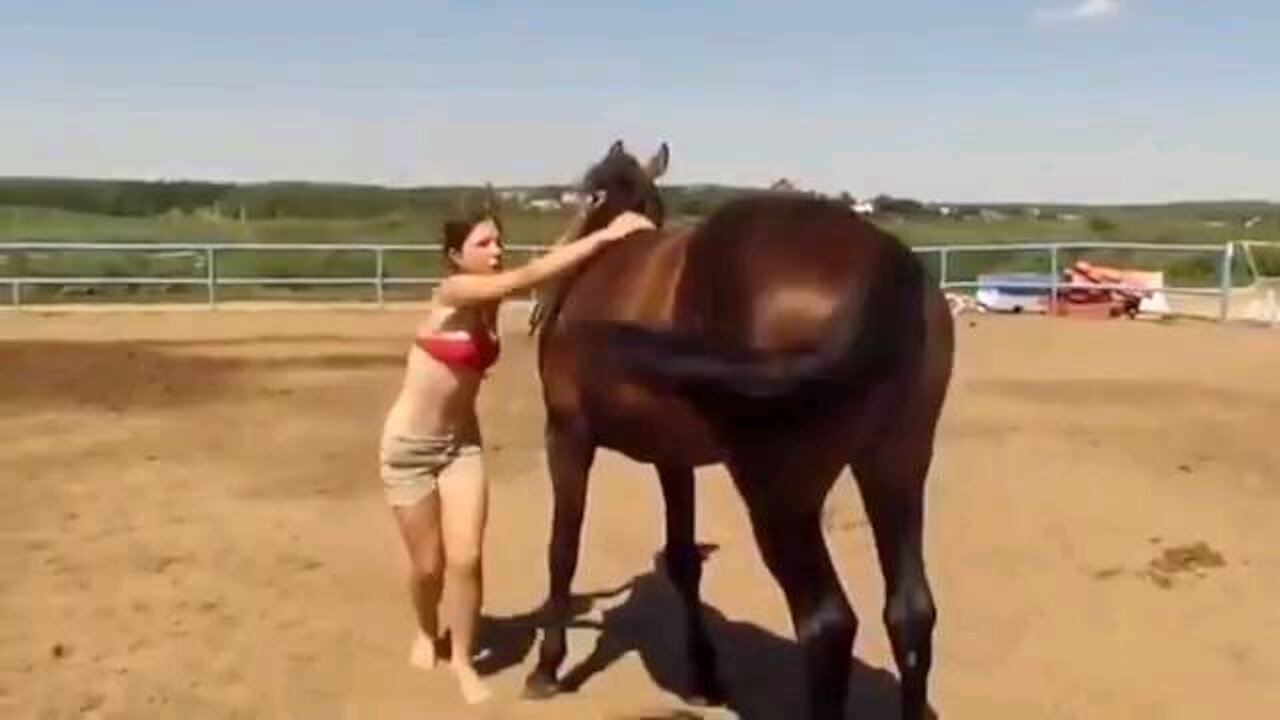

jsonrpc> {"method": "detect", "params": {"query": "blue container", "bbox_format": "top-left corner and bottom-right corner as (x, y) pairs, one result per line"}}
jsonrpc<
(975, 272), (1054, 312)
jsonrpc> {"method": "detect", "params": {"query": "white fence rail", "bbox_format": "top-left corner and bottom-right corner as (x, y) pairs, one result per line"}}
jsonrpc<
(0, 242), (546, 308)
(0, 240), (1254, 322)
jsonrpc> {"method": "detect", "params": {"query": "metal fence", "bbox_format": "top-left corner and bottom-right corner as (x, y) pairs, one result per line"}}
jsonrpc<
(0, 239), (1250, 321)
(0, 241), (546, 308)
(911, 241), (1236, 321)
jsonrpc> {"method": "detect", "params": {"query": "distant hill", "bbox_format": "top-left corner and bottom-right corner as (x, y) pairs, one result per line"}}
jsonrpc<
(0, 177), (488, 220)
(0, 176), (775, 221)
(2, 176), (1275, 226)
(948, 200), (1279, 219)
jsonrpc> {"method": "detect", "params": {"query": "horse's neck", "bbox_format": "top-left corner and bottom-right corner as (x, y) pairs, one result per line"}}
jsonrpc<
(532, 226), (685, 335)
(582, 226), (693, 319)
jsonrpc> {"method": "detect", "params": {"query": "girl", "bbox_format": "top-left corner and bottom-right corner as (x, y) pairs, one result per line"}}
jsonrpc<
(378, 197), (653, 704)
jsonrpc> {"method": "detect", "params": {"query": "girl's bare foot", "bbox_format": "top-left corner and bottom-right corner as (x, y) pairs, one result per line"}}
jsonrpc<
(452, 662), (492, 705)
(409, 632), (438, 671)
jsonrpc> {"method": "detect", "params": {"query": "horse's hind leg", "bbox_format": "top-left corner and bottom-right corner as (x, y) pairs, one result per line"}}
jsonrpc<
(728, 453), (853, 720)
(850, 437), (938, 720)
(524, 419), (596, 699)
(657, 464), (724, 706)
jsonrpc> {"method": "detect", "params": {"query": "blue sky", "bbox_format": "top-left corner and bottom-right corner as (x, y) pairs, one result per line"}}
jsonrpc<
(2, 1), (1277, 202)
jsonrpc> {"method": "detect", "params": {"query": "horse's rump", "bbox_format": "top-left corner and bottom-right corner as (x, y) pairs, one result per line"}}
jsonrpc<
(578, 194), (930, 424)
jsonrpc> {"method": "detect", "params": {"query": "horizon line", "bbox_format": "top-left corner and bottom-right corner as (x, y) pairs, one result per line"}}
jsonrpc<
(0, 173), (1276, 209)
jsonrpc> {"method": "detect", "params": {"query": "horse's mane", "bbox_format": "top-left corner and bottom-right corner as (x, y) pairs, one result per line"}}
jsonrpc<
(527, 262), (580, 337)
(526, 214), (604, 337)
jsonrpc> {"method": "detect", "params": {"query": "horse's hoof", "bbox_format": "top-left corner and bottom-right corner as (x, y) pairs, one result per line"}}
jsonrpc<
(522, 671), (561, 701)
(686, 693), (718, 708)
(686, 677), (727, 707)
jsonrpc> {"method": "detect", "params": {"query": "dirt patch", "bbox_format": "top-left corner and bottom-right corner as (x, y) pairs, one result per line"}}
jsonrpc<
(1143, 541), (1229, 589)
(3, 310), (1280, 719)
(1091, 540), (1231, 590)
(0, 339), (401, 416)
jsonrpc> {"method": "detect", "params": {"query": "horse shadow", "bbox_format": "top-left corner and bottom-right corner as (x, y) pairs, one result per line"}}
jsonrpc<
(474, 545), (939, 720)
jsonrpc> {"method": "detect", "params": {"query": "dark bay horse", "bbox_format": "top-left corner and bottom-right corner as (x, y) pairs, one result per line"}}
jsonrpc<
(524, 141), (954, 720)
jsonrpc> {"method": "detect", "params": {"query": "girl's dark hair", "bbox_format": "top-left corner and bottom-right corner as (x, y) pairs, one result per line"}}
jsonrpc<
(441, 188), (503, 269)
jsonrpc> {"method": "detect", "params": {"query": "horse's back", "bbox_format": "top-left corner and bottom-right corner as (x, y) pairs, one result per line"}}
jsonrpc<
(539, 194), (947, 464)
(686, 193), (954, 442)
(674, 193), (921, 353)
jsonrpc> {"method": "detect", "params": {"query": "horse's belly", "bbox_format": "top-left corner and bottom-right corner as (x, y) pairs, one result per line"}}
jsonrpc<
(589, 384), (724, 467)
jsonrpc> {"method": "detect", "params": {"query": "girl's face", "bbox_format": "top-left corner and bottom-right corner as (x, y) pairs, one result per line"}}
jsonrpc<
(450, 218), (503, 274)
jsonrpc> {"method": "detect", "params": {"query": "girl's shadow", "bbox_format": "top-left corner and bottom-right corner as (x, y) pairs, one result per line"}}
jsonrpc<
(475, 545), (939, 719)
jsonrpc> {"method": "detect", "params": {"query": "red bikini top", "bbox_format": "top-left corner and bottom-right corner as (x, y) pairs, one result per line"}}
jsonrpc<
(415, 327), (501, 373)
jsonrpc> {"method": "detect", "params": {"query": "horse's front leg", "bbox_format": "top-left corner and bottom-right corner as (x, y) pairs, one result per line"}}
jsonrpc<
(524, 419), (596, 699)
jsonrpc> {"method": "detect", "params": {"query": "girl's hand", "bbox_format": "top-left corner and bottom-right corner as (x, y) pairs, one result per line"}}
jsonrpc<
(596, 211), (656, 242)
(562, 190), (607, 238)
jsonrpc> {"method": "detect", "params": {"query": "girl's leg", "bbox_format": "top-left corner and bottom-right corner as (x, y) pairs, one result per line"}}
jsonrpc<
(390, 493), (445, 669)
(436, 448), (491, 704)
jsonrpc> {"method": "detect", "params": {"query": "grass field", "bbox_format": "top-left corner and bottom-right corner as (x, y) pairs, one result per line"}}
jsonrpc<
(0, 207), (569, 303)
(6, 202), (1279, 246)
(3, 201), (1279, 305)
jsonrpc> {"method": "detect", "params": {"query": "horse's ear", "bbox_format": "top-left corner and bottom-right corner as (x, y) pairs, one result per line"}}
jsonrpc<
(608, 140), (626, 157)
(644, 143), (670, 180)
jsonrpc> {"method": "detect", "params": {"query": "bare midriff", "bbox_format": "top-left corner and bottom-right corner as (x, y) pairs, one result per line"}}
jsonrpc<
(380, 303), (499, 444)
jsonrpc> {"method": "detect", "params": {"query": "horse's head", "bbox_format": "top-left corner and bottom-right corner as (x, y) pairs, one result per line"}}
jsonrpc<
(576, 140), (670, 238)
(527, 141), (670, 337)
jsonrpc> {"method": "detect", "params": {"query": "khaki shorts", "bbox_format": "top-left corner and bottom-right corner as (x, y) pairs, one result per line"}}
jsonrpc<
(379, 433), (480, 507)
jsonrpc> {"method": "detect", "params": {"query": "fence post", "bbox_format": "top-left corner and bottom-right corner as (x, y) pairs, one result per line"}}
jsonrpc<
(1049, 245), (1060, 316)
(375, 248), (385, 308)
(939, 247), (950, 288)
(1219, 242), (1235, 322)
(206, 247), (217, 309)
(9, 247), (22, 309)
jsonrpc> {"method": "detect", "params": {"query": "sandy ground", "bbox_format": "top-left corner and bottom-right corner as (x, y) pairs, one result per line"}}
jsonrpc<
(3, 306), (1279, 719)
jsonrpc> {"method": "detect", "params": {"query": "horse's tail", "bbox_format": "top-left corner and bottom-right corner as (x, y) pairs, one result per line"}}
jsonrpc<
(586, 241), (928, 422)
